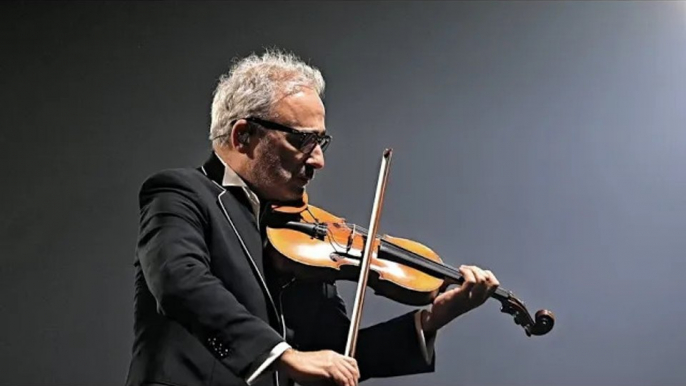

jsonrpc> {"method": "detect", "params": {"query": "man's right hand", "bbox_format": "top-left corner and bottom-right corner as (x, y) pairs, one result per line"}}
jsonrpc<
(277, 348), (359, 386)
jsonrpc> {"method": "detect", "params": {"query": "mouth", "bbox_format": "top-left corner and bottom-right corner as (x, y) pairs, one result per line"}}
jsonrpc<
(304, 166), (315, 180)
(296, 175), (310, 185)
(296, 167), (315, 184)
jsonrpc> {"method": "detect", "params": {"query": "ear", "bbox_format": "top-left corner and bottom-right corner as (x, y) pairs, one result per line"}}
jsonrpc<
(230, 119), (253, 152)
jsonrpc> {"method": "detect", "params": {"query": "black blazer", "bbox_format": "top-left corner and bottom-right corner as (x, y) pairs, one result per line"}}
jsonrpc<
(125, 153), (434, 386)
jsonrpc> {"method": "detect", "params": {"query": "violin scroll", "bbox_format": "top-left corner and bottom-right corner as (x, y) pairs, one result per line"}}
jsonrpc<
(498, 294), (555, 337)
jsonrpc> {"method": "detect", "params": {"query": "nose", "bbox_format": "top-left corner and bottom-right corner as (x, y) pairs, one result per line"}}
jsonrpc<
(305, 144), (325, 169)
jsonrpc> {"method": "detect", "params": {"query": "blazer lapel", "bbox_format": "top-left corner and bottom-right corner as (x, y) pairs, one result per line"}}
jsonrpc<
(200, 153), (285, 337)
(217, 189), (265, 279)
(216, 189), (284, 336)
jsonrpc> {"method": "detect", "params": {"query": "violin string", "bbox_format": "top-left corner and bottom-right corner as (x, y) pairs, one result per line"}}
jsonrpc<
(304, 217), (513, 303)
(381, 240), (462, 279)
(337, 221), (463, 279)
(304, 215), (461, 278)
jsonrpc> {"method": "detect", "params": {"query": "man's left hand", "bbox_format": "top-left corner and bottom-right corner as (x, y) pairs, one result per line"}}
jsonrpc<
(420, 265), (500, 334)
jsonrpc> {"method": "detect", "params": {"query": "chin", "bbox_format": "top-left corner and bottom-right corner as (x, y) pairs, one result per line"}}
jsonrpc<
(287, 187), (305, 200)
(283, 185), (305, 201)
(268, 186), (302, 203)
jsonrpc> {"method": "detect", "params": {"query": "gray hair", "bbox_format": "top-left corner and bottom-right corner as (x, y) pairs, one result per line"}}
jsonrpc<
(209, 48), (326, 146)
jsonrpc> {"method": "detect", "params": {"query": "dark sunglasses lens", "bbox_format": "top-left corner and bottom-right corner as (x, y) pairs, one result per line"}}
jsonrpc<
(299, 134), (319, 152)
(319, 137), (331, 152)
(292, 133), (331, 153)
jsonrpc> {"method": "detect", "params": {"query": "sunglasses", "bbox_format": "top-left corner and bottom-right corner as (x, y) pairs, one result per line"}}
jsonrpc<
(243, 117), (332, 153)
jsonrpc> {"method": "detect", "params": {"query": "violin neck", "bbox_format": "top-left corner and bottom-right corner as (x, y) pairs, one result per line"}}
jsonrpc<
(378, 241), (511, 301)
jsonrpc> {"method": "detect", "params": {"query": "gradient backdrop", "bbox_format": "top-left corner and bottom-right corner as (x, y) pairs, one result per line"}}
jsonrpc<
(2, 2), (686, 386)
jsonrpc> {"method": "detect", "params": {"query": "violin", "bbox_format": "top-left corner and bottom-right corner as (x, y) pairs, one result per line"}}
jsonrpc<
(264, 193), (554, 338)
(264, 149), (554, 355)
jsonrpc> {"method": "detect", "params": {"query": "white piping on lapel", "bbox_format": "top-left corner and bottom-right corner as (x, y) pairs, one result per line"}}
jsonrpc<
(200, 166), (286, 339)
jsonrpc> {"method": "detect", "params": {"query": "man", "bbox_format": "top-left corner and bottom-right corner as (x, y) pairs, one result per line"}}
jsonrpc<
(125, 49), (500, 386)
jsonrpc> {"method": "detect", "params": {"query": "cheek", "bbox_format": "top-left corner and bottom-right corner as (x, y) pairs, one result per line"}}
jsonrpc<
(273, 146), (301, 174)
(262, 146), (294, 179)
(257, 137), (301, 180)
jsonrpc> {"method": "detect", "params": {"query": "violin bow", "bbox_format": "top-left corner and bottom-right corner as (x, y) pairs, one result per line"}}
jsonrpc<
(344, 148), (394, 358)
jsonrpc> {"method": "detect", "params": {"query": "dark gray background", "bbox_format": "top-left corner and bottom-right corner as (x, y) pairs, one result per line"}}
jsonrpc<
(2, 1), (685, 385)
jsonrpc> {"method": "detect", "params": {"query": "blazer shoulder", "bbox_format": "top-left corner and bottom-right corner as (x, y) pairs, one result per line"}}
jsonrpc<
(140, 167), (216, 192)
(138, 167), (220, 205)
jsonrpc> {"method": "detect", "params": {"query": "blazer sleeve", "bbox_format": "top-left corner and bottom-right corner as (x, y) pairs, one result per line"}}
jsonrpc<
(312, 283), (436, 380)
(136, 171), (284, 377)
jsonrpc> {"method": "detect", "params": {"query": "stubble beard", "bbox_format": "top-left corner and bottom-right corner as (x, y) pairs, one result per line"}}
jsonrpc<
(256, 150), (301, 202)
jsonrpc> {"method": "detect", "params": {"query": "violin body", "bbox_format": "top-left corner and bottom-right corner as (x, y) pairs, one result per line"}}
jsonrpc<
(266, 204), (445, 306)
(263, 150), (555, 338)
(265, 194), (554, 337)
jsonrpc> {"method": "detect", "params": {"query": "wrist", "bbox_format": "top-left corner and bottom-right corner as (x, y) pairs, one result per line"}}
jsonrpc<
(276, 348), (296, 371)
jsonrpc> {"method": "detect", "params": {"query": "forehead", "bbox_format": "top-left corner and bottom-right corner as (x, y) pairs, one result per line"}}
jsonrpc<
(271, 88), (326, 133)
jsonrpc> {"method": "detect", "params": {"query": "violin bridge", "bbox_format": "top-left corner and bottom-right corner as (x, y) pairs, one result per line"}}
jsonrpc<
(346, 224), (356, 253)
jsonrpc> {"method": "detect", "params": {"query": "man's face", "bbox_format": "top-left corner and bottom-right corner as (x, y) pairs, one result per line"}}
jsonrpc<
(250, 88), (327, 202)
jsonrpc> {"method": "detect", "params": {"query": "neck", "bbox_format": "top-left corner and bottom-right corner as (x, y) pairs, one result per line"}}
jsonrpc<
(212, 145), (306, 207)
(215, 145), (262, 193)
(214, 145), (245, 177)
(214, 145), (277, 205)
